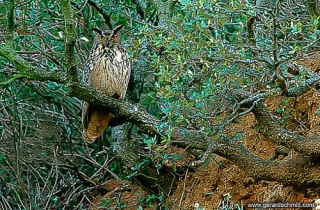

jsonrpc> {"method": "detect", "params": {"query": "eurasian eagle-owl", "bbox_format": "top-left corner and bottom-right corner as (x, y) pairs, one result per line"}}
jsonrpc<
(82, 25), (131, 143)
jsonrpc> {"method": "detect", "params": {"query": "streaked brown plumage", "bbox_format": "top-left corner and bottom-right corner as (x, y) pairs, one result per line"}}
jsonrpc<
(82, 25), (131, 143)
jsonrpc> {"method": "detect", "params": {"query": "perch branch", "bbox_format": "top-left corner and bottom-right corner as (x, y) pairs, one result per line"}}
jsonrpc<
(69, 82), (163, 136)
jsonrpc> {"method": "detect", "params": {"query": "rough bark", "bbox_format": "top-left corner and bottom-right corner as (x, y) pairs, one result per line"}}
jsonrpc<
(228, 89), (320, 155)
(213, 137), (320, 186)
(60, 0), (79, 84)
(172, 135), (320, 186)
(253, 102), (320, 155)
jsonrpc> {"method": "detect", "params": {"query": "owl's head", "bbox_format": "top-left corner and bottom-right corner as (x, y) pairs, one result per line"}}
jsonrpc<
(93, 25), (123, 47)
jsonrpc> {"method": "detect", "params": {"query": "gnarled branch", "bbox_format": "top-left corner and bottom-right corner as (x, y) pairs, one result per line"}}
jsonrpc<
(253, 102), (320, 155)
(228, 89), (320, 155)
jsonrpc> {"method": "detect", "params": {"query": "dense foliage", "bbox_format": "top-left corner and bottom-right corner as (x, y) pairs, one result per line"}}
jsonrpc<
(0, 0), (320, 209)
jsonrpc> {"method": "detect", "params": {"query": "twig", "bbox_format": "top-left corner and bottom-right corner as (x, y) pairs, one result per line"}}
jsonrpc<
(87, 0), (113, 29)
(44, 146), (60, 209)
(179, 168), (188, 207)
(0, 74), (29, 86)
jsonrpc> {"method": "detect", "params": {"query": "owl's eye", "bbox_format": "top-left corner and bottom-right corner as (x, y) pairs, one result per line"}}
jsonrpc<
(111, 35), (117, 40)
(99, 36), (105, 40)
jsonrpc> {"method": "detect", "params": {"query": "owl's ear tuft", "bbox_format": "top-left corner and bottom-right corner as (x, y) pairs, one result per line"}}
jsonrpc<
(113, 25), (124, 35)
(92, 27), (102, 35)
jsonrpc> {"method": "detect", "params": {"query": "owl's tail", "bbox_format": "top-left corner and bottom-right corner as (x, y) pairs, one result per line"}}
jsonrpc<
(82, 103), (112, 143)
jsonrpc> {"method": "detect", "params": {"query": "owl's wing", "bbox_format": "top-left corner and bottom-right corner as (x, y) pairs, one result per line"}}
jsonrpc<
(82, 101), (90, 129)
(83, 57), (94, 84)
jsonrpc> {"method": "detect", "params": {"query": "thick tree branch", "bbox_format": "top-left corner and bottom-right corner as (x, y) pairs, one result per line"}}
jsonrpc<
(228, 89), (320, 155)
(60, 0), (79, 84)
(0, 46), (37, 76)
(0, 74), (29, 86)
(213, 137), (320, 185)
(0, 45), (64, 83)
(69, 82), (163, 136)
(105, 124), (176, 194)
(286, 72), (320, 97)
(252, 102), (320, 155)
(110, 125), (139, 169)
(172, 135), (320, 185)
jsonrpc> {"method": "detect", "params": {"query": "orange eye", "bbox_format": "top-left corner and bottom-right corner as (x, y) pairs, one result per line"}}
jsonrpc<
(99, 36), (105, 40)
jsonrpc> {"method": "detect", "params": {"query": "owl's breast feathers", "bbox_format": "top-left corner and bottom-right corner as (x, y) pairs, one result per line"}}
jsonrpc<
(82, 43), (131, 143)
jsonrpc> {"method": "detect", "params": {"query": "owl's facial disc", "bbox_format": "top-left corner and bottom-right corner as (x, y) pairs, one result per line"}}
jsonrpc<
(93, 25), (124, 47)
